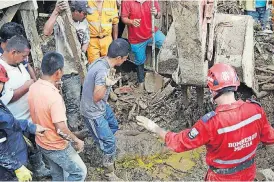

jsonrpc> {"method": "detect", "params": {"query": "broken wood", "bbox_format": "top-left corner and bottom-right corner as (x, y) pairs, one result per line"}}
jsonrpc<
(128, 103), (137, 120)
(254, 91), (269, 99)
(119, 98), (133, 105)
(20, 9), (43, 77)
(39, 13), (50, 17)
(258, 76), (274, 85)
(256, 75), (273, 82)
(135, 100), (147, 110)
(0, 4), (21, 27)
(151, 83), (175, 104)
(262, 83), (274, 91)
(266, 65), (274, 71)
(255, 67), (274, 74)
(58, 0), (87, 84)
(196, 87), (204, 107)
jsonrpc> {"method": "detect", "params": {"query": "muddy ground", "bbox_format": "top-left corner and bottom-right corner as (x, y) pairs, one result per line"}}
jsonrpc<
(36, 4), (274, 180)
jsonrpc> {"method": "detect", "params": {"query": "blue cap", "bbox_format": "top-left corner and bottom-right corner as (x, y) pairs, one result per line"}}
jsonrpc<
(71, 0), (93, 14)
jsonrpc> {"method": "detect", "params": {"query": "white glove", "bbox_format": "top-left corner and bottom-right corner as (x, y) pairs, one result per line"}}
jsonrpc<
(105, 76), (121, 86)
(105, 68), (121, 86)
(136, 116), (159, 133)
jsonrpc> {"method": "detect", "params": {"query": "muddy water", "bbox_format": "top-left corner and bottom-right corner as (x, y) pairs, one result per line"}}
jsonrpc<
(116, 147), (205, 180)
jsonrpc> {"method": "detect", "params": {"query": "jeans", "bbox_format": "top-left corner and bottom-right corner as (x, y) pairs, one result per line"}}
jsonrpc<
(38, 144), (87, 181)
(245, 7), (270, 29)
(62, 74), (82, 131)
(136, 64), (145, 83)
(131, 30), (166, 83)
(84, 104), (118, 158)
(118, 17), (126, 38)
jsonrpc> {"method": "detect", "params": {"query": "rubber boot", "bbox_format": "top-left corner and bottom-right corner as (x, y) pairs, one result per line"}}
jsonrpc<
(138, 82), (145, 92)
(103, 163), (123, 181)
(29, 151), (51, 178)
(102, 154), (122, 181)
(109, 91), (118, 102)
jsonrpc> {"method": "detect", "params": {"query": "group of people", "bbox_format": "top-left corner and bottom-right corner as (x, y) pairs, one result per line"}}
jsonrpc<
(1, 0), (274, 181)
(0, 0), (162, 180)
(241, 0), (273, 32)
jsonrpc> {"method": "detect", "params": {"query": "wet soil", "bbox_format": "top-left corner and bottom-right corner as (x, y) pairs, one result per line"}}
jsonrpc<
(35, 6), (274, 180)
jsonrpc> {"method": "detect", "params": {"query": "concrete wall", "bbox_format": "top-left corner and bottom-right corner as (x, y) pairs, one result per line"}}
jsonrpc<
(214, 13), (256, 89)
(0, 0), (27, 10)
(171, 1), (208, 86)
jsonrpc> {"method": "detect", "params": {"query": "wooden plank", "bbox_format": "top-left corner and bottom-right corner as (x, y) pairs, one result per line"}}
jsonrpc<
(58, 0), (87, 84)
(0, 0), (27, 10)
(0, 4), (21, 28)
(20, 10), (43, 77)
(19, 0), (38, 10)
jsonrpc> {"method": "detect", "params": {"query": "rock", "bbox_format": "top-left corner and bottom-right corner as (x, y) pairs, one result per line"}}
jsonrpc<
(145, 72), (164, 93)
(255, 91), (269, 99)
(114, 86), (133, 95)
(258, 169), (274, 181)
(151, 83), (175, 104)
(115, 130), (165, 160)
(109, 91), (118, 102)
(136, 100), (147, 110)
(214, 14), (256, 90)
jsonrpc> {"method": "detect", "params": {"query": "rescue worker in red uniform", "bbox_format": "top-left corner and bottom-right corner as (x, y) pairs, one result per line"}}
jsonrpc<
(136, 63), (274, 181)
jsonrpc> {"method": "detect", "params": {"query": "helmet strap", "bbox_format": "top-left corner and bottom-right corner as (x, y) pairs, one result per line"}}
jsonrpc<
(213, 86), (237, 100)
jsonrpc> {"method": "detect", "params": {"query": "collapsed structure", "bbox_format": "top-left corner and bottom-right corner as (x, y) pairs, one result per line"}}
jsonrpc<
(157, 0), (257, 98)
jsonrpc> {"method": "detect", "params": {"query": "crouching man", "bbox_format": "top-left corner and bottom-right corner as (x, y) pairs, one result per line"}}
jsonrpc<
(28, 52), (87, 181)
(136, 63), (274, 181)
(80, 38), (130, 180)
(0, 64), (48, 181)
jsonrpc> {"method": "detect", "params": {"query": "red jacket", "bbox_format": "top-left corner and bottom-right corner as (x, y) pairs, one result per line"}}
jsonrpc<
(165, 99), (274, 180)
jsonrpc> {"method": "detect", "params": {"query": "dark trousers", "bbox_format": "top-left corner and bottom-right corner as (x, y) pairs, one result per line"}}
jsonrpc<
(118, 17), (125, 38)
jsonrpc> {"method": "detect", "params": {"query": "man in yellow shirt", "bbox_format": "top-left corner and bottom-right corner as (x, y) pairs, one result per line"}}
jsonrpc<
(87, 0), (119, 64)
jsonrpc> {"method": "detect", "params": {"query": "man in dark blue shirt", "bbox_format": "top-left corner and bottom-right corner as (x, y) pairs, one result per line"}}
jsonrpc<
(0, 64), (48, 181)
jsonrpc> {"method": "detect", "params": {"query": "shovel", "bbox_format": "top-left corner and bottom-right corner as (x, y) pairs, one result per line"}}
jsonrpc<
(144, 0), (164, 93)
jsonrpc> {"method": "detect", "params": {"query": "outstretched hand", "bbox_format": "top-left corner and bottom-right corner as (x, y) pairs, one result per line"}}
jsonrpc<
(105, 68), (121, 86)
(136, 116), (160, 133)
(35, 124), (50, 137)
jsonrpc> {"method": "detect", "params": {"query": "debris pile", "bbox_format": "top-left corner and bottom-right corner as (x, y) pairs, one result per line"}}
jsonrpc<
(110, 73), (207, 132)
(254, 31), (274, 94)
(217, 0), (242, 15)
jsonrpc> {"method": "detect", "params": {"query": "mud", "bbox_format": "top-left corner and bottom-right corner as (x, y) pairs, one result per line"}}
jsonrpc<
(35, 6), (274, 180)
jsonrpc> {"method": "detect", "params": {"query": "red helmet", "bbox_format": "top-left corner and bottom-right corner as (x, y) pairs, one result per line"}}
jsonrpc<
(0, 64), (9, 83)
(207, 63), (240, 92)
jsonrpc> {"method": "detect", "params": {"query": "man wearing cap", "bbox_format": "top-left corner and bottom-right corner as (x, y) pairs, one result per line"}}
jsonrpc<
(44, 0), (90, 132)
(86, 0), (119, 64)
(80, 38), (130, 180)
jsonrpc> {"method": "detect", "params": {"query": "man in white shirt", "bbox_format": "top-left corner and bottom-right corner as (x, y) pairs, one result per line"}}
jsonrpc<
(0, 35), (50, 178)
(43, 0), (90, 131)
(0, 36), (33, 120)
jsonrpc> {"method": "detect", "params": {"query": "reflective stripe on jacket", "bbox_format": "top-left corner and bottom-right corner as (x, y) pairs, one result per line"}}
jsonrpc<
(165, 100), (274, 180)
(87, 0), (119, 37)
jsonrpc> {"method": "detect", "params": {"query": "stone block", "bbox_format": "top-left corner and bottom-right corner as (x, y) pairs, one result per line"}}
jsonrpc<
(214, 14), (256, 90)
(171, 1), (208, 86)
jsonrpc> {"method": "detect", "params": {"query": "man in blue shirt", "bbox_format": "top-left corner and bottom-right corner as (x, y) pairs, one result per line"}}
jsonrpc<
(243, 0), (272, 32)
(81, 39), (130, 180)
